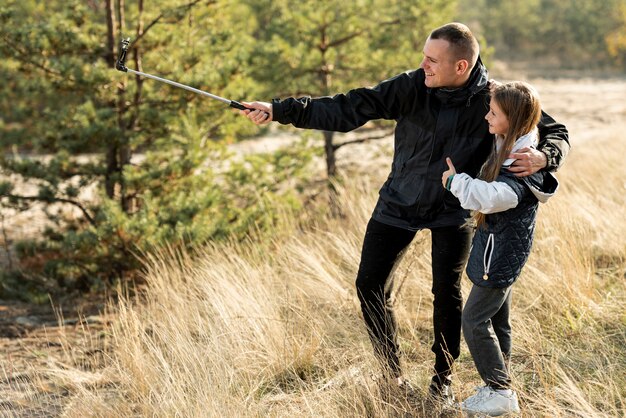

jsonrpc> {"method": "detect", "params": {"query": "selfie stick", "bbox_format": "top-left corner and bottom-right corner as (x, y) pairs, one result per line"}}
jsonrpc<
(115, 37), (252, 111)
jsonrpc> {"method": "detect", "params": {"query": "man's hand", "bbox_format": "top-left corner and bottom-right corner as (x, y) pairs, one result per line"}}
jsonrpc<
(442, 157), (457, 189)
(507, 147), (547, 177)
(240, 101), (273, 125)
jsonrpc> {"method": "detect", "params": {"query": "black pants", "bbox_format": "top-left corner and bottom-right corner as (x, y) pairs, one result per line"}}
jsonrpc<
(355, 218), (472, 382)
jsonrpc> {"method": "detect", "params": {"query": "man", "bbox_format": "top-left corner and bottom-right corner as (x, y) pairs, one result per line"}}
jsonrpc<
(240, 22), (569, 402)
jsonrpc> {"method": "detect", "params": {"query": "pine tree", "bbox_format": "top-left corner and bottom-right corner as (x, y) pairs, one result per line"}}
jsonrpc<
(0, 0), (301, 291)
(247, 0), (456, 179)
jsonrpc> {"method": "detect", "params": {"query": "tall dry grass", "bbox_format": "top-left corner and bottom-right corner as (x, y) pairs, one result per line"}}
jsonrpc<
(7, 134), (625, 417)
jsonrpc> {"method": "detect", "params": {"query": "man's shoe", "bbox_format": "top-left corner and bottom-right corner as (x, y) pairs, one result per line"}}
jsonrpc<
(462, 386), (520, 416)
(428, 376), (455, 406)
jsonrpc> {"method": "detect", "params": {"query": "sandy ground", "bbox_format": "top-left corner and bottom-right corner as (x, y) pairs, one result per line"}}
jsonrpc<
(1, 73), (625, 416)
(0, 299), (112, 417)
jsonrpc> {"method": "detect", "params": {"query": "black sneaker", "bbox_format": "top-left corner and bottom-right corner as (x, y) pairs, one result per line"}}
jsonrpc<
(428, 376), (455, 406)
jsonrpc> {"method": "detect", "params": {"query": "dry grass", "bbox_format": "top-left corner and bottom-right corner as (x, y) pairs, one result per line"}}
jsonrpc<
(2, 79), (626, 417)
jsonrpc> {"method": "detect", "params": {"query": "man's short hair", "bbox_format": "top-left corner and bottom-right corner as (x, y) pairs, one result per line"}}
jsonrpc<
(429, 22), (479, 68)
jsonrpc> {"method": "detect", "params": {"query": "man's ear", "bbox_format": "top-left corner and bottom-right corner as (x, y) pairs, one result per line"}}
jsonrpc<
(456, 59), (470, 75)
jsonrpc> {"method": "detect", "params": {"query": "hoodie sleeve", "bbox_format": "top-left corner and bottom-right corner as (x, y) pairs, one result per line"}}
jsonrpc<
(449, 173), (520, 214)
(537, 111), (570, 172)
(272, 71), (416, 132)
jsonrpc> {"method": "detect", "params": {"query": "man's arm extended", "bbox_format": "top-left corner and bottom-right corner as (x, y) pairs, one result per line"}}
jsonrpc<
(240, 71), (418, 132)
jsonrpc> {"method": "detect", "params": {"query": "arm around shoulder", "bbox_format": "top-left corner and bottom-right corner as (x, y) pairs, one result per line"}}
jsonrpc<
(537, 110), (571, 172)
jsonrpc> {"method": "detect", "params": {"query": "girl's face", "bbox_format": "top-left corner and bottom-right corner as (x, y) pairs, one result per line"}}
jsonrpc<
(485, 99), (509, 135)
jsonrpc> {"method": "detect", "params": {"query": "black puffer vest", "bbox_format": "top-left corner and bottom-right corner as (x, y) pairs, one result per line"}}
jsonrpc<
(466, 171), (559, 288)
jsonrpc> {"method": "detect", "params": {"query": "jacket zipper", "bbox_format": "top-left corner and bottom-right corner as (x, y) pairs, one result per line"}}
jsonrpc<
(483, 233), (495, 280)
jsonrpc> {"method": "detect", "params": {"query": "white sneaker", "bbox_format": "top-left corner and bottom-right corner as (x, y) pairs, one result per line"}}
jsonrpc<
(462, 386), (520, 416)
(461, 386), (490, 410)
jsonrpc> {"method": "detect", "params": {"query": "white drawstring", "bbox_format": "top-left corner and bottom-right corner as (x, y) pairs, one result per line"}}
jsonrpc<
(483, 233), (495, 280)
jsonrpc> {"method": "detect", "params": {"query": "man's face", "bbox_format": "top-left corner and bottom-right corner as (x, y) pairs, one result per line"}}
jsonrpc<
(420, 38), (463, 88)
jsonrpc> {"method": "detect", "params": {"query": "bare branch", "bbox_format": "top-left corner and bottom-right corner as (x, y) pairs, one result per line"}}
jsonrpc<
(0, 35), (71, 80)
(333, 129), (393, 151)
(3, 194), (96, 226)
(131, 0), (212, 47)
(326, 30), (365, 49)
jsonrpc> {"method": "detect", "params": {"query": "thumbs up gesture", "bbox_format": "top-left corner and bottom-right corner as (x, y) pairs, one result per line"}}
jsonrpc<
(442, 157), (457, 189)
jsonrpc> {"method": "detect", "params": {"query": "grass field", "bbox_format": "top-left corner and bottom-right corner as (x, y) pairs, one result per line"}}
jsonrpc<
(1, 76), (625, 417)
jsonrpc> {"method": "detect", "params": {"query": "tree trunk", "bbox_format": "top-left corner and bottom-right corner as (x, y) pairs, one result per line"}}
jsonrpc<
(105, 0), (119, 199)
(319, 24), (343, 215)
(119, 0), (144, 214)
(323, 130), (343, 216)
(323, 130), (336, 178)
(116, 0), (130, 212)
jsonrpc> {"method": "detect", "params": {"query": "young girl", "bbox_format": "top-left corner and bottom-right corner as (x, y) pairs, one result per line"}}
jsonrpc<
(441, 81), (559, 416)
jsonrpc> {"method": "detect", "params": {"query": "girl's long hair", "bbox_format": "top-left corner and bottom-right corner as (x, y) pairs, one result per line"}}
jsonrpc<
(473, 81), (542, 228)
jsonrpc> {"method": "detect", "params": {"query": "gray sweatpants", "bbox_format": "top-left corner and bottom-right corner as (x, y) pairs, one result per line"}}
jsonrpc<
(462, 284), (513, 389)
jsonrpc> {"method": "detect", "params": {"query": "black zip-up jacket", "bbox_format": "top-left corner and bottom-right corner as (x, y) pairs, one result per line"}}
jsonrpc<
(272, 60), (570, 230)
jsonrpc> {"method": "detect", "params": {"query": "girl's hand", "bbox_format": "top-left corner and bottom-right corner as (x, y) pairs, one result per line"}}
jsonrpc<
(442, 157), (457, 189)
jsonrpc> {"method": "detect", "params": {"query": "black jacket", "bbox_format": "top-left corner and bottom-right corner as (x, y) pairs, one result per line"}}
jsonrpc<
(466, 171), (559, 287)
(272, 60), (570, 230)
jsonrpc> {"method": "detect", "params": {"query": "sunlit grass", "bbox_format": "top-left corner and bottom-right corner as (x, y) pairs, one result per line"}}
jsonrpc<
(6, 131), (624, 417)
